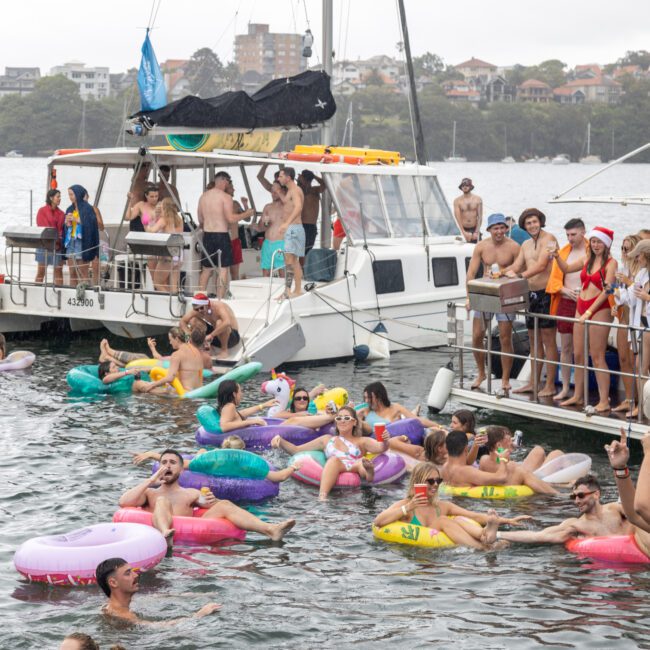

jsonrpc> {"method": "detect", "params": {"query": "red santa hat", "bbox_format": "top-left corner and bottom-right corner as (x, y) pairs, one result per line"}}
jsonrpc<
(191, 292), (210, 306)
(587, 226), (613, 249)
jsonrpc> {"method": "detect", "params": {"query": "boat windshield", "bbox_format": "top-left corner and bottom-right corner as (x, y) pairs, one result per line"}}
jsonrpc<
(326, 171), (456, 240)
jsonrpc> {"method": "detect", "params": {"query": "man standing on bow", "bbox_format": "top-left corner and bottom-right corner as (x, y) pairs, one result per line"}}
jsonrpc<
(453, 178), (483, 243)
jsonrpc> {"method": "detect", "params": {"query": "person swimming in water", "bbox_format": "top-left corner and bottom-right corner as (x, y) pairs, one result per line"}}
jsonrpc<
(216, 380), (279, 433)
(272, 406), (388, 500)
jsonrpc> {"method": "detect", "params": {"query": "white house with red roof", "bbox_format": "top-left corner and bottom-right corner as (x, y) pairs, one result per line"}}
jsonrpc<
(554, 75), (621, 104)
(517, 78), (553, 103)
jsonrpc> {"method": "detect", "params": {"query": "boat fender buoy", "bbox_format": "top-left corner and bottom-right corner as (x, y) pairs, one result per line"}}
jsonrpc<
(427, 364), (454, 413)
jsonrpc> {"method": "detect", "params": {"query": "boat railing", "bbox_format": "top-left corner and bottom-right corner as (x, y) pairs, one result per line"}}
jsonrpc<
(447, 301), (648, 422)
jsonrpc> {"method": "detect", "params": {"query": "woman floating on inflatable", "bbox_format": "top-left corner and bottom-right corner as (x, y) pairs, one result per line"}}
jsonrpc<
(374, 462), (531, 550)
(272, 406), (389, 500)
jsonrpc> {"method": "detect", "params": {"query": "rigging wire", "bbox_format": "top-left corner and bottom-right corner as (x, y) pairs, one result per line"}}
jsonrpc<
(149, 0), (162, 31)
(341, 0), (351, 63)
(289, 0), (298, 33)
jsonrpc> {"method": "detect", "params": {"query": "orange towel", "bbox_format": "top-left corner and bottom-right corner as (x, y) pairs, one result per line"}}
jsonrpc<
(546, 243), (573, 316)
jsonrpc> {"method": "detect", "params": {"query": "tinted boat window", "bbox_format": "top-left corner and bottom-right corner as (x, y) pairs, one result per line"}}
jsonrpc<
(372, 259), (405, 294)
(432, 257), (458, 287)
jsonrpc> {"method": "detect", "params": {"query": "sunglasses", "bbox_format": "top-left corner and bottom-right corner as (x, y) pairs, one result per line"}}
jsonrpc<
(335, 415), (355, 422)
(293, 395), (309, 402)
(425, 477), (444, 486)
(569, 490), (597, 500)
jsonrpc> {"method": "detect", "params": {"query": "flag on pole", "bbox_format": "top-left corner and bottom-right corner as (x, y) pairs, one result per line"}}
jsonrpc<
(138, 30), (167, 111)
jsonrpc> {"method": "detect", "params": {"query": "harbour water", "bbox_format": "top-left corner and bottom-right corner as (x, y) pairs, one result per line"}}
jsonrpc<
(1, 158), (649, 648)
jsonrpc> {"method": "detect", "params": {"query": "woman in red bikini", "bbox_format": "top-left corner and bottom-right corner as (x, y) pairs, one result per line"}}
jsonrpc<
(552, 226), (618, 412)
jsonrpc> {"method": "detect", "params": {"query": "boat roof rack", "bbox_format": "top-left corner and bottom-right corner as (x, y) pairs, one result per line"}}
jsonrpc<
(3, 226), (59, 248)
(125, 232), (184, 258)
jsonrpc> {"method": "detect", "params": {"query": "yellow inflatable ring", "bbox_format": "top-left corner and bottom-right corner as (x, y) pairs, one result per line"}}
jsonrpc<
(373, 516), (482, 549)
(149, 366), (186, 397)
(439, 484), (534, 499)
(313, 387), (348, 412)
(125, 358), (159, 370)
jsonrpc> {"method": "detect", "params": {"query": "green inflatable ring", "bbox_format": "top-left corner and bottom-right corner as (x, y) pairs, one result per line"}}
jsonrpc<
(66, 365), (135, 395)
(182, 361), (262, 400)
(189, 448), (270, 479)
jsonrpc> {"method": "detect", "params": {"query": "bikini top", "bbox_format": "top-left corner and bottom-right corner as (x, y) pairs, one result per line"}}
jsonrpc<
(580, 259), (611, 291)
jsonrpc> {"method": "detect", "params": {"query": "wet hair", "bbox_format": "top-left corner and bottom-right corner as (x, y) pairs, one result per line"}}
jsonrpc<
(159, 448), (184, 465)
(423, 429), (447, 465)
(143, 184), (159, 198)
(485, 425), (511, 452)
(300, 169), (315, 182)
(573, 474), (601, 492)
(364, 381), (391, 407)
(335, 405), (362, 437)
(221, 435), (246, 449)
(62, 633), (99, 650)
(280, 166), (295, 180)
(406, 462), (440, 498)
(169, 326), (187, 342)
(518, 207), (546, 230)
(564, 218), (585, 231)
(290, 386), (311, 413)
(45, 188), (60, 207)
(451, 409), (475, 433)
(97, 360), (111, 380)
(190, 327), (206, 347)
(96, 557), (127, 597)
(217, 380), (239, 412)
(445, 430), (469, 457)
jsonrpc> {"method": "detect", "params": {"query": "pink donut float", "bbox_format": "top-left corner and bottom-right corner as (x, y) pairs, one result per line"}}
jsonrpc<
(290, 451), (406, 488)
(113, 507), (246, 545)
(13, 522), (166, 586)
(566, 535), (650, 564)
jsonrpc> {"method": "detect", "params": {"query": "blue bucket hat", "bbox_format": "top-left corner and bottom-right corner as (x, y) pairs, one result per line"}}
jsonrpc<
(486, 213), (507, 230)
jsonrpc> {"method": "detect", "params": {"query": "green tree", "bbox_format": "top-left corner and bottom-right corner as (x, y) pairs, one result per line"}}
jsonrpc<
(184, 47), (226, 97)
(617, 50), (650, 70)
(413, 52), (445, 77)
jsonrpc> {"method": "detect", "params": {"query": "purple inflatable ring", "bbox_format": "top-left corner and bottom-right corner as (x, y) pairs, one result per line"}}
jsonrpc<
(152, 462), (279, 502)
(386, 418), (425, 445)
(195, 424), (322, 449)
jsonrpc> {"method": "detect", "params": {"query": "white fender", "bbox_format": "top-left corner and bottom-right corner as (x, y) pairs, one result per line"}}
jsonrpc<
(427, 366), (454, 412)
(534, 453), (592, 483)
(516, 358), (532, 383)
(366, 331), (390, 361)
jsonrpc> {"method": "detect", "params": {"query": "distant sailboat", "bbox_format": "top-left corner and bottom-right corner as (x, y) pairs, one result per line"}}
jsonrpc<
(580, 122), (602, 164)
(444, 121), (467, 162)
(551, 153), (571, 165)
(501, 125), (515, 163)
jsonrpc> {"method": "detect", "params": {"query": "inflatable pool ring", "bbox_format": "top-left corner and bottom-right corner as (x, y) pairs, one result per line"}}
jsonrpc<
(126, 357), (213, 379)
(390, 450), (422, 471)
(533, 453), (592, 483)
(373, 516), (482, 549)
(149, 366), (186, 397)
(386, 418), (425, 445)
(188, 449), (270, 479)
(566, 535), (650, 565)
(439, 484), (534, 499)
(151, 461), (279, 502)
(313, 387), (348, 412)
(290, 450), (406, 487)
(197, 404), (284, 433)
(66, 364), (135, 395)
(181, 361), (262, 400)
(196, 423), (322, 449)
(113, 507), (246, 545)
(0, 350), (35, 372)
(13, 522), (166, 586)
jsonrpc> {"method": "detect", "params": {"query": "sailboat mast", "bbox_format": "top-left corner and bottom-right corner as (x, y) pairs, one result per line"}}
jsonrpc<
(452, 121), (457, 157)
(397, 0), (427, 165)
(587, 122), (591, 156)
(320, 0), (334, 247)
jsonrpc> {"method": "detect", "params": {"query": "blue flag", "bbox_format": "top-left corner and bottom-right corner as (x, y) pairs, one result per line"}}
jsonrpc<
(138, 30), (167, 111)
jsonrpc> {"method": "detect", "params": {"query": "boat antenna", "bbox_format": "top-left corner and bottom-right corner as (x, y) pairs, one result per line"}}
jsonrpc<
(396, 0), (427, 165)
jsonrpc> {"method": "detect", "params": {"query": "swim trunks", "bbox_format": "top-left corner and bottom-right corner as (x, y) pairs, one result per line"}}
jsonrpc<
(261, 239), (285, 270)
(284, 224), (306, 257)
(526, 290), (555, 329)
(473, 311), (511, 323)
(556, 297), (577, 334)
(212, 328), (241, 349)
(231, 237), (243, 265)
(303, 223), (317, 255)
(201, 232), (233, 268)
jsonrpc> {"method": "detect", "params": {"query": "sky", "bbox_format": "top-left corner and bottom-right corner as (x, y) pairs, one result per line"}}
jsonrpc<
(1, 0), (649, 74)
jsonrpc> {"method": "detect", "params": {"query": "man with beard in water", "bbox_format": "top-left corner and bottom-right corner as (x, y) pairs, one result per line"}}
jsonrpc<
(494, 474), (633, 545)
(95, 557), (220, 625)
(118, 449), (296, 549)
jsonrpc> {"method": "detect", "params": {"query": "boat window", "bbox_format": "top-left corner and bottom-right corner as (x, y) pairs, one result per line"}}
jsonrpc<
(431, 257), (459, 287)
(372, 259), (405, 294)
(327, 172), (390, 239)
(415, 176), (457, 236)
(379, 175), (424, 237)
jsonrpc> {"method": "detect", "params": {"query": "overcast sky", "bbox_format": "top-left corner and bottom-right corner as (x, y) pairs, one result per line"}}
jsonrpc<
(2, 0), (649, 74)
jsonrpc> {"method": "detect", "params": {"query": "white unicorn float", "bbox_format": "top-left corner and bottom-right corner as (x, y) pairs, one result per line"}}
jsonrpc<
(261, 370), (296, 417)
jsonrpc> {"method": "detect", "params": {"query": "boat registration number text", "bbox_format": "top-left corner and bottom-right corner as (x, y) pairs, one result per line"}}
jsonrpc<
(67, 297), (94, 308)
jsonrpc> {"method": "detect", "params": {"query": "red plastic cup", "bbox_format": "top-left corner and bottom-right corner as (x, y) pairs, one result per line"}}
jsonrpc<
(374, 422), (386, 442)
(414, 483), (428, 499)
(0, 274), (4, 283)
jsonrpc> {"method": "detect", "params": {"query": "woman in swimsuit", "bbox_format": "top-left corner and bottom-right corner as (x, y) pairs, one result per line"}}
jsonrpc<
(148, 198), (184, 292)
(552, 227), (618, 412)
(359, 381), (443, 434)
(218, 380), (278, 433)
(272, 385), (336, 431)
(128, 184), (160, 283)
(374, 462), (529, 550)
(272, 406), (388, 500)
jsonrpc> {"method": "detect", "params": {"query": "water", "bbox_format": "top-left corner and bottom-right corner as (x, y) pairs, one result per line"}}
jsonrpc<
(1, 158), (650, 648)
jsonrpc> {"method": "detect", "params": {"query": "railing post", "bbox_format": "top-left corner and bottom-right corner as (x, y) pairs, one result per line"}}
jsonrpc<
(486, 315), (493, 394)
(532, 314), (539, 401)
(583, 320), (590, 408)
(638, 331), (644, 423)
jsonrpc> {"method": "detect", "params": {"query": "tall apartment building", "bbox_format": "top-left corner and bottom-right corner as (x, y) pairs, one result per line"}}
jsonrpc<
(235, 23), (306, 79)
(49, 61), (110, 99)
(0, 67), (40, 96)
